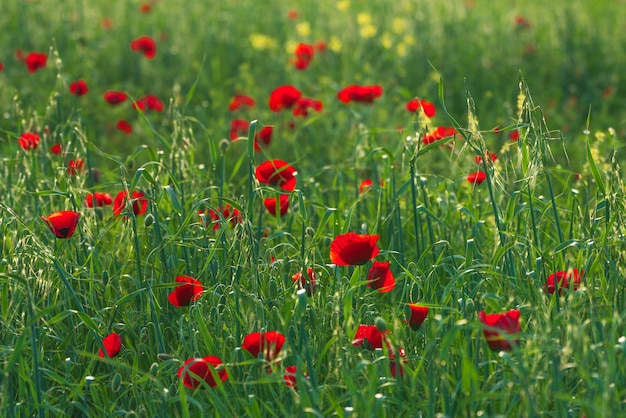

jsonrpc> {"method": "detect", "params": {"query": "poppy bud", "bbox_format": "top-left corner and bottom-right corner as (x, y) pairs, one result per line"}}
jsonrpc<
(375, 317), (388, 333)
(150, 362), (159, 377)
(111, 372), (122, 392)
(102, 270), (109, 286)
(219, 139), (230, 153)
(144, 213), (154, 227)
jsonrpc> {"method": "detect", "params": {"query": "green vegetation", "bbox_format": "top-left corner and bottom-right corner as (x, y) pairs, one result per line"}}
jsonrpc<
(1, 0), (625, 416)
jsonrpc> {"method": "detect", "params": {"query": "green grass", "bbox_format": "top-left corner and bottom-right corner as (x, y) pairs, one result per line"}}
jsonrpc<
(1, 0), (626, 416)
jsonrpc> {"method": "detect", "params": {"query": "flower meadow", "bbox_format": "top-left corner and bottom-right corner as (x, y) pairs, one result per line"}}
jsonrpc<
(1, 0), (626, 417)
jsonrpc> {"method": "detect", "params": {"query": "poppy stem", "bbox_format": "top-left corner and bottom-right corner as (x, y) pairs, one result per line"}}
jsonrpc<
(409, 159), (422, 259)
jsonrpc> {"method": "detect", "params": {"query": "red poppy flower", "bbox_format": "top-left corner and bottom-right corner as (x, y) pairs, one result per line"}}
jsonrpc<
(254, 126), (273, 152)
(41, 210), (80, 239)
(422, 126), (456, 145)
(68, 79), (88, 96)
(98, 332), (122, 358)
(241, 331), (286, 362)
(408, 304), (428, 330)
(359, 179), (374, 194)
(292, 267), (317, 296)
(314, 41), (327, 52)
(509, 130), (520, 141)
(293, 43), (315, 70)
(132, 94), (164, 112)
(168, 275), (204, 307)
(230, 119), (249, 140)
(287, 9), (298, 19)
(18, 132), (40, 151)
(388, 346), (407, 377)
(467, 171), (486, 185)
(330, 232), (380, 266)
(475, 152), (497, 164)
(67, 159), (85, 176)
(177, 356), (228, 389)
(545, 268), (583, 295)
(269, 85), (302, 112)
(367, 261), (395, 292)
(255, 160), (297, 191)
(139, 2), (151, 13)
(284, 365), (308, 389)
(292, 97), (323, 117)
(25, 52), (47, 73)
(113, 190), (148, 216)
(478, 309), (521, 351)
(337, 85), (383, 104)
(50, 142), (62, 155)
(264, 194), (290, 217)
(116, 120), (133, 134)
(406, 98), (436, 118)
(85, 192), (113, 208)
(130, 36), (157, 59)
(103, 91), (127, 105)
(228, 95), (256, 111)
(352, 324), (388, 350)
(203, 204), (242, 229)
(514, 15), (530, 29)
(0, 62), (3, 72)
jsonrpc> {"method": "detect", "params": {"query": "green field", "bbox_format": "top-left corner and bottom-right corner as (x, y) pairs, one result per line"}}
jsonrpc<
(1, 0), (625, 416)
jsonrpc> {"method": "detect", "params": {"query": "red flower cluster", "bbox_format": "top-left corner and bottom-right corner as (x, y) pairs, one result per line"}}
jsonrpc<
(293, 43), (315, 70)
(113, 190), (148, 216)
(41, 210), (81, 239)
(85, 192), (113, 208)
(406, 98), (436, 118)
(98, 332), (122, 358)
(168, 275), (204, 307)
(178, 356), (228, 389)
(478, 309), (521, 351)
(132, 94), (164, 112)
(130, 36), (157, 59)
(18, 132), (40, 151)
(330, 232), (380, 266)
(241, 331), (286, 362)
(284, 365), (308, 390)
(202, 204), (242, 230)
(104, 91), (128, 105)
(293, 97), (323, 117)
(67, 159), (85, 176)
(408, 304), (428, 330)
(367, 261), (395, 293)
(69, 80), (89, 96)
(25, 52), (47, 73)
(292, 268), (317, 296)
(422, 126), (456, 145)
(475, 152), (498, 164)
(467, 171), (486, 185)
(269, 85), (302, 112)
(337, 85), (383, 104)
(509, 130), (520, 141)
(545, 268), (583, 295)
(228, 95), (256, 111)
